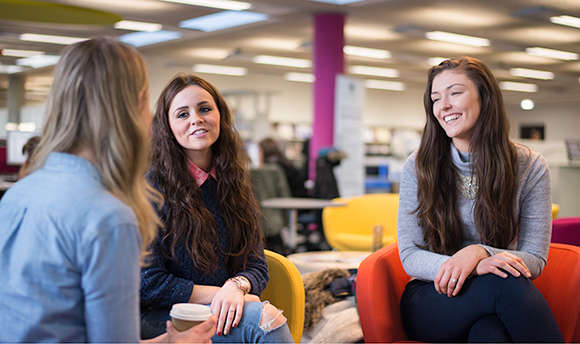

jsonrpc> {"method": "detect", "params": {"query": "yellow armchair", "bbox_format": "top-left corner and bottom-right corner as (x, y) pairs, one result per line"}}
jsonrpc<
(552, 203), (560, 220)
(261, 250), (305, 343)
(322, 193), (399, 251)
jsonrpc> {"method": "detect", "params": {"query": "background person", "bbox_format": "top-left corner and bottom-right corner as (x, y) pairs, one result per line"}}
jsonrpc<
(397, 56), (563, 342)
(0, 37), (215, 343)
(259, 137), (308, 198)
(140, 74), (293, 343)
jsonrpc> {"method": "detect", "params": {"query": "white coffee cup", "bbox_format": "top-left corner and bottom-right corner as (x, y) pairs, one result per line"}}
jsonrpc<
(170, 303), (212, 332)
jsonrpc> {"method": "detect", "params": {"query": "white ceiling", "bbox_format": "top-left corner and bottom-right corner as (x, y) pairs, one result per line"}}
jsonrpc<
(2, 0), (580, 107)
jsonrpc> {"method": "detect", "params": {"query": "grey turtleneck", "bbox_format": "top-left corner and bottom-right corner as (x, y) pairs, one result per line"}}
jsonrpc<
(397, 143), (552, 281)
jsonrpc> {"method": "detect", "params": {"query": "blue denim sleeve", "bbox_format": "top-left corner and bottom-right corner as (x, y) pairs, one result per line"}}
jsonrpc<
(140, 235), (195, 308)
(81, 222), (141, 342)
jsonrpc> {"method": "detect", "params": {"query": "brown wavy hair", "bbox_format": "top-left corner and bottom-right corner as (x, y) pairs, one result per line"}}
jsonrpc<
(149, 74), (263, 274)
(415, 56), (518, 255)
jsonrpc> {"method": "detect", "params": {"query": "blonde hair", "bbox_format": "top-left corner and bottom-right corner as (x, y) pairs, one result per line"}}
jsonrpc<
(30, 37), (160, 260)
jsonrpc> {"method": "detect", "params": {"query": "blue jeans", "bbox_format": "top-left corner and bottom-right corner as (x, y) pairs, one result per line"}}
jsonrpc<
(141, 301), (294, 343)
(400, 274), (563, 342)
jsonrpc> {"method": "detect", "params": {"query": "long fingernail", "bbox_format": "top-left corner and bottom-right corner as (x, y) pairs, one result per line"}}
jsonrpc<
(217, 332), (221, 336)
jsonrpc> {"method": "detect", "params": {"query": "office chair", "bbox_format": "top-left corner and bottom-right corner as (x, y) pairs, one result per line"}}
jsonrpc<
(322, 193), (399, 251)
(261, 250), (305, 343)
(356, 243), (580, 343)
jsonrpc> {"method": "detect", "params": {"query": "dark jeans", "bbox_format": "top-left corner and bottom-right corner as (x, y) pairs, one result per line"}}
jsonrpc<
(400, 274), (563, 343)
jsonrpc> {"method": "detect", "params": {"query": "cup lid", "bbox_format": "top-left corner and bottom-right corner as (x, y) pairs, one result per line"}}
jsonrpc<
(170, 303), (212, 321)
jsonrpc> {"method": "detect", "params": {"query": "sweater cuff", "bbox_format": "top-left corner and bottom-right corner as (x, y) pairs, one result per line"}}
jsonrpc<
(170, 279), (195, 304)
(237, 272), (261, 296)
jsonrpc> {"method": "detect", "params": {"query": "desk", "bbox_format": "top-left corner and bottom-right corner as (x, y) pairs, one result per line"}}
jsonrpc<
(261, 197), (345, 249)
(288, 251), (371, 274)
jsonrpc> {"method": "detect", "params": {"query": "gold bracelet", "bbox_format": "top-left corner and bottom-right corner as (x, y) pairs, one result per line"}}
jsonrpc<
(227, 276), (251, 295)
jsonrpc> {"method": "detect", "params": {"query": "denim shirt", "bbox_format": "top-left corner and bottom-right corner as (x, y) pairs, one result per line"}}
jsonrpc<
(0, 153), (142, 342)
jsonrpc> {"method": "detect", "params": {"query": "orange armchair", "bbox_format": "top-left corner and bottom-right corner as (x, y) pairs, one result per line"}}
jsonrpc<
(356, 243), (580, 343)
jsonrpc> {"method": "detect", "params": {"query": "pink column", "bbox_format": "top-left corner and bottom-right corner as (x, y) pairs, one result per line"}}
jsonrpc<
(310, 13), (345, 181)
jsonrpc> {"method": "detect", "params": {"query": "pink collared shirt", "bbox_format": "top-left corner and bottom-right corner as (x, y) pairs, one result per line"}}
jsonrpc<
(187, 160), (217, 187)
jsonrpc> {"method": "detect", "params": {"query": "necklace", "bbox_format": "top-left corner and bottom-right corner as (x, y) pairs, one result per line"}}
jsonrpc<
(458, 174), (478, 199)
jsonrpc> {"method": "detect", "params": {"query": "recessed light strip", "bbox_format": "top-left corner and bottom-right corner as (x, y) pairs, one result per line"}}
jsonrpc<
(344, 45), (391, 59)
(365, 79), (405, 91)
(510, 68), (554, 80)
(193, 64), (246, 76)
(161, 0), (251, 11)
(0, 65), (24, 74)
(285, 72), (314, 83)
(310, 0), (365, 4)
(350, 65), (399, 78)
(253, 55), (311, 68)
(180, 11), (267, 32)
(526, 47), (578, 61)
(426, 31), (490, 47)
(119, 31), (182, 47)
(114, 20), (162, 32)
(1, 49), (44, 57)
(17, 55), (60, 68)
(500, 81), (538, 93)
(20, 33), (87, 45)
(550, 15), (580, 29)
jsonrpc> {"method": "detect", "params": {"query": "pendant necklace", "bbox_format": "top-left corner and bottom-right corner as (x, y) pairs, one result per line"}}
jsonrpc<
(459, 173), (478, 200)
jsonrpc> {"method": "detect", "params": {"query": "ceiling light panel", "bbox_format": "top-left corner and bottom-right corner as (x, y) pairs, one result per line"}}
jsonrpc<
(0, 65), (24, 74)
(1, 49), (44, 57)
(189, 48), (231, 59)
(310, 0), (364, 4)
(119, 31), (182, 47)
(20, 33), (87, 45)
(161, 0), (251, 10)
(285, 72), (314, 83)
(345, 25), (401, 41)
(245, 38), (301, 51)
(426, 31), (490, 47)
(193, 64), (246, 76)
(180, 11), (268, 32)
(500, 81), (538, 93)
(114, 20), (162, 32)
(344, 46), (391, 59)
(350, 65), (399, 78)
(253, 55), (311, 68)
(550, 15), (580, 29)
(510, 68), (554, 80)
(17, 55), (60, 68)
(365, 79), (405, 91)
(526, 47), (579, 61)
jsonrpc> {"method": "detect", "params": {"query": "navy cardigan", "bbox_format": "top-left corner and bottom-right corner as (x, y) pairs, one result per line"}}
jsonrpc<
(140, 176), (268, 310)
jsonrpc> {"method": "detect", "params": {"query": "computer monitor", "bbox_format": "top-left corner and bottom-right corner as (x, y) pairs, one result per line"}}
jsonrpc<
(6, 131), (38, 165)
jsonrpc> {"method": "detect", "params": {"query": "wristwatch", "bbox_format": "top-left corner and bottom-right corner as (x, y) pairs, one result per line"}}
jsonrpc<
(228, 276), (251, 295)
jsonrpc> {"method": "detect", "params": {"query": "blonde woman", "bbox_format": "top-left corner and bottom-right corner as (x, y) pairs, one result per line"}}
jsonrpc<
(0, 38), (215, 342)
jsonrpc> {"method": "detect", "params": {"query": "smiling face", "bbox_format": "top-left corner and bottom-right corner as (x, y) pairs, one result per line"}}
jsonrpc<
(168, 85), (221, 169)
(430, 70), (481, 152)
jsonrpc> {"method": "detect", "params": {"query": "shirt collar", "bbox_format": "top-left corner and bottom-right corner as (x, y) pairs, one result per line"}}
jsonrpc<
(187, 160), (217, 186)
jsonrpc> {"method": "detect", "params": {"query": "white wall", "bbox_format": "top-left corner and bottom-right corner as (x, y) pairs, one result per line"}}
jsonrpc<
(508, 102), (580, 141)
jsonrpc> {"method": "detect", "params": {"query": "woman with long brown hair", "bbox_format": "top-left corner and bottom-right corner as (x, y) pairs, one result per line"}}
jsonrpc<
(140, 74), (293, 343)
(0, 38), (215, 343)
(397, 57), (563, 342)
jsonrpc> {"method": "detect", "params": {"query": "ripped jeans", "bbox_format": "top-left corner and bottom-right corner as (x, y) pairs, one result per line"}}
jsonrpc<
(141, 301), (294, 343)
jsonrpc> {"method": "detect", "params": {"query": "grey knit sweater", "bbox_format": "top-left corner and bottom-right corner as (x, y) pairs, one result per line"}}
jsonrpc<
(397, 143), (552, 281)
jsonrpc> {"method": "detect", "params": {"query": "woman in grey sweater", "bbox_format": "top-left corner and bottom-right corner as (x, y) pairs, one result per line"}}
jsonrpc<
(397, 57), (563, 342)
